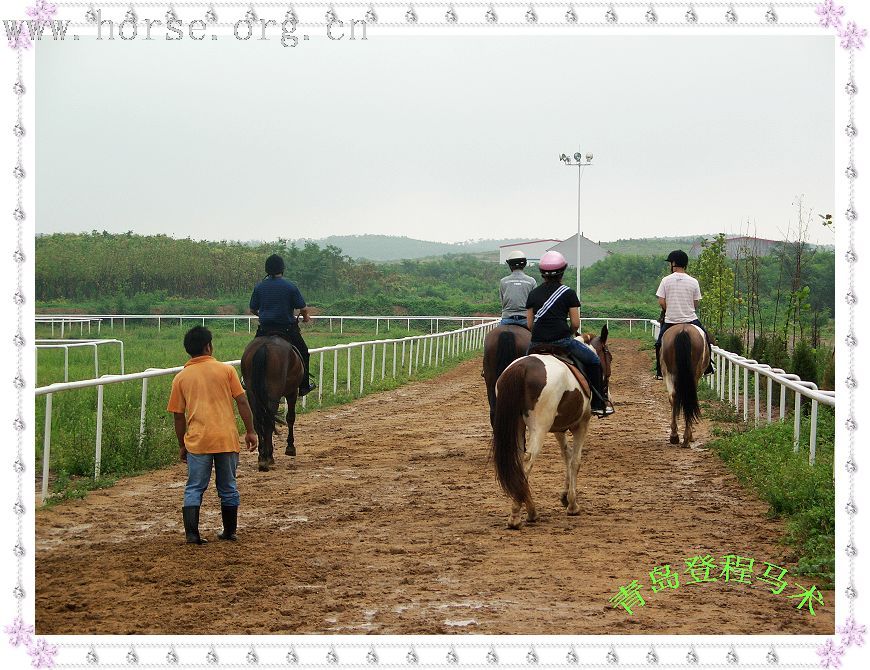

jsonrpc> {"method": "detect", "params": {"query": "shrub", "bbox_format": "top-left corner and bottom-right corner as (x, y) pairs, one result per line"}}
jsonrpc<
(791, 340), (818, 385)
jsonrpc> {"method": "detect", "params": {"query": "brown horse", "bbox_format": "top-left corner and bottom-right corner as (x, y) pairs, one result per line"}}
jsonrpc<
(240, 336), (305, 471)
(660, 324), (709, 447)
(482, 324), (531, 427)
(491, 326), (612, 529)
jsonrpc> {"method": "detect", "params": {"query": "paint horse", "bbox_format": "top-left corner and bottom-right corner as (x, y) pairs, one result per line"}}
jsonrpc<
(482, 324), (532, 428)
(240, 335), (305, 471)
(659, 323), (709, 447)
(491, 325), (612, 529)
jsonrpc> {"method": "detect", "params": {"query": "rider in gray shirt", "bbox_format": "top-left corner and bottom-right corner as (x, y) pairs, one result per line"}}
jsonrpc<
(499, 250), (537, 327)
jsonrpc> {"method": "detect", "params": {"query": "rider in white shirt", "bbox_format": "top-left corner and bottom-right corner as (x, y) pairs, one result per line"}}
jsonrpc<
(654, 250), (715, 378)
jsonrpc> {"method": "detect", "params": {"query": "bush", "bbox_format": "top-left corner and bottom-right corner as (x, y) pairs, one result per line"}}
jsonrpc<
(819, 348), (835, 391)
(716, 332), (744, 355)
(791, 340), (818, 385)
(750, 334), (789, 370)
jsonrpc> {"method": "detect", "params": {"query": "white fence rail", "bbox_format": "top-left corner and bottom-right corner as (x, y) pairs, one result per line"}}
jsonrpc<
(34, 320), (499, 502)
(708, 346), (835, 466)
(35, 313), (495, 336)
(35, 316), (103, 337)
(36, 339), (125, 382)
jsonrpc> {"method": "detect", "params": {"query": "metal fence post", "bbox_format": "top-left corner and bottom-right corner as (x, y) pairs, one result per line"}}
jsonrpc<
(766, 377), (773, 424)
(318, 352), (324, 405)
(138, 377), (148, 449)
(780, 383), (787, 421)
(347, 348), (352, 393)
(41, 393), (53, 503)
(809, 400), (819, 465)
(743, 367), (749, 421)
(64, 347), (69, 383)
(95, 384), (104, 479)
(93, 343), (99, 379)
(333, 349), (338, 396)
(754, 370), (760, 425)
(793, 392), (802, 452)
(393, 342), (397, 378)
(381, 343), (386, 380)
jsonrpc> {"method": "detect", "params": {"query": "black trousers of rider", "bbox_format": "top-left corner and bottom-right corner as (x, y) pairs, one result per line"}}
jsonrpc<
(287, 325), (311, 383)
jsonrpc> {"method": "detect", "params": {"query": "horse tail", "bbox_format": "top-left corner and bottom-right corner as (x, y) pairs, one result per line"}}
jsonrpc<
(491, 362), (531, 507)
(494, 331), (518, 381)
(673, 330), (701, 425)
(249, 343), (276, 437)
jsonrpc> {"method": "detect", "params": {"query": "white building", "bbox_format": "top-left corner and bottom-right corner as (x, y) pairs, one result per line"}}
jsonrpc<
(541, 234), (611, 269)
(498, 239), (562, 264)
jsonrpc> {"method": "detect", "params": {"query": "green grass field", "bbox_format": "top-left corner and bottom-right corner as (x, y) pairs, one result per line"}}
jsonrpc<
(35, 319), (485, 502)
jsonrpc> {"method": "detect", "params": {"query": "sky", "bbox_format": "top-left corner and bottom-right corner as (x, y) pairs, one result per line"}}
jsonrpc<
(35, 34), (834, 244)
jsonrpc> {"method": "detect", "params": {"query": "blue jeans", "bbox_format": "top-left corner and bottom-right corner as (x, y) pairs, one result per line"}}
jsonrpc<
(500, 315), (527, 327)
(184, 452), (240, 508)
(530, 337), (601, 367)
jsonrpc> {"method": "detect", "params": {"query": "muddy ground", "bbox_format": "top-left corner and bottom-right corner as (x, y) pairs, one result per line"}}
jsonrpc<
(36, 339), (833, 634)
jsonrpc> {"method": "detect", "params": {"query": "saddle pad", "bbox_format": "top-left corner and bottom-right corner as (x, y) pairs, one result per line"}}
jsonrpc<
(527, 346), (591, 393)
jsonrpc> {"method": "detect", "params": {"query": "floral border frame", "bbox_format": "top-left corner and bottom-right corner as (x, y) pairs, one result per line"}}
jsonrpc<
(2, 1), (866, 667)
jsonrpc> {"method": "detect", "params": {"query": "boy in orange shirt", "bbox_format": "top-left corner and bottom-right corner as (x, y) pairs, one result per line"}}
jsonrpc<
(167, 326), (258, 545)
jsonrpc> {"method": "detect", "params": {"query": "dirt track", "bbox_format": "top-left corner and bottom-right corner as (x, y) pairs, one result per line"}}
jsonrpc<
(36, 339), (833, 634)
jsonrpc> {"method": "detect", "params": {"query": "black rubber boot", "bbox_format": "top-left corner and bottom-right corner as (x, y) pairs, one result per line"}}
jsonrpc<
(182, 506), (207, 545)
(654, 344), (663, 379)
(217, 505), (238, 541)
(589, 366), (614, 417)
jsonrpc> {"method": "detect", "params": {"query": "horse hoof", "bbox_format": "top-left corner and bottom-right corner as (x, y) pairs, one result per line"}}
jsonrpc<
(526, 512), (539, 523)
(567, 506), (581, 516)
(258, 461), (269, 472)
(669, 435), (680, 445)
(285, 446), (296, 457)
(507, 518), (522, 530)
(560, 493), (569, 508)
(267, 457), (275, 466)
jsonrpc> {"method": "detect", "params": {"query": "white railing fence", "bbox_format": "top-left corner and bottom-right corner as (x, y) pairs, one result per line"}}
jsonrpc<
(36, 339), (125, 382)
(35, 316), (103, 337)
(34, 320), (499, 502)
(707, 347), (835, 466)
(35, 314), (495, 337)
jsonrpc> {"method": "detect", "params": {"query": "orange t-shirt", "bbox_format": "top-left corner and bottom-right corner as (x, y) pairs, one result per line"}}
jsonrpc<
(166, 356), (245, 455)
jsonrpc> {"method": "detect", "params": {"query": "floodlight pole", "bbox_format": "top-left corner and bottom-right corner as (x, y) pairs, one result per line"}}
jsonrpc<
(559, 148), (593, 301)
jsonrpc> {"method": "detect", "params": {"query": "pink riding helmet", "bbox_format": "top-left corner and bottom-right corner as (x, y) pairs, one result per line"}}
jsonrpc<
(539, 250), (568, 271)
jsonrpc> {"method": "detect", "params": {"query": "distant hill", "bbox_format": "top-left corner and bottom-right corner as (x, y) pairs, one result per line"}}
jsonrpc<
(293, 235), (527, 262)
(600, 235), (713, 256)
(290, 234), (722, 261)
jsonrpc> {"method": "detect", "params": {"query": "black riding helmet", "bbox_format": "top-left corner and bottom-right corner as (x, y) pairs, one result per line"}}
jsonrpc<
(265, 254), (285, 276)
(666, 250), (689, 268)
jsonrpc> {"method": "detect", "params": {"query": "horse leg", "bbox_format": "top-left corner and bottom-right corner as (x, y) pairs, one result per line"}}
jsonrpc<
(285, 392), (298, 457)
(521, 425), (546, 524)
(668, 388), (680, 445)
(556, 432), (570, 508)
(486, 380), (497, 430)
(565, 418), (590, 516)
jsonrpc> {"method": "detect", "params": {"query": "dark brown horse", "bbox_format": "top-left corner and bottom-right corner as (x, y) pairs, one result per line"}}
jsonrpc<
(491, 325), (612, 529)
(660, 324), (708, 447)
(240, 336), (305, 471)
(482, 324), (531, 427)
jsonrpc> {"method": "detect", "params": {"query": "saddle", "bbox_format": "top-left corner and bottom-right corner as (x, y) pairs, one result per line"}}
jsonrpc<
(527, 344), (590, 393)
(255, 326), (303, 361)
